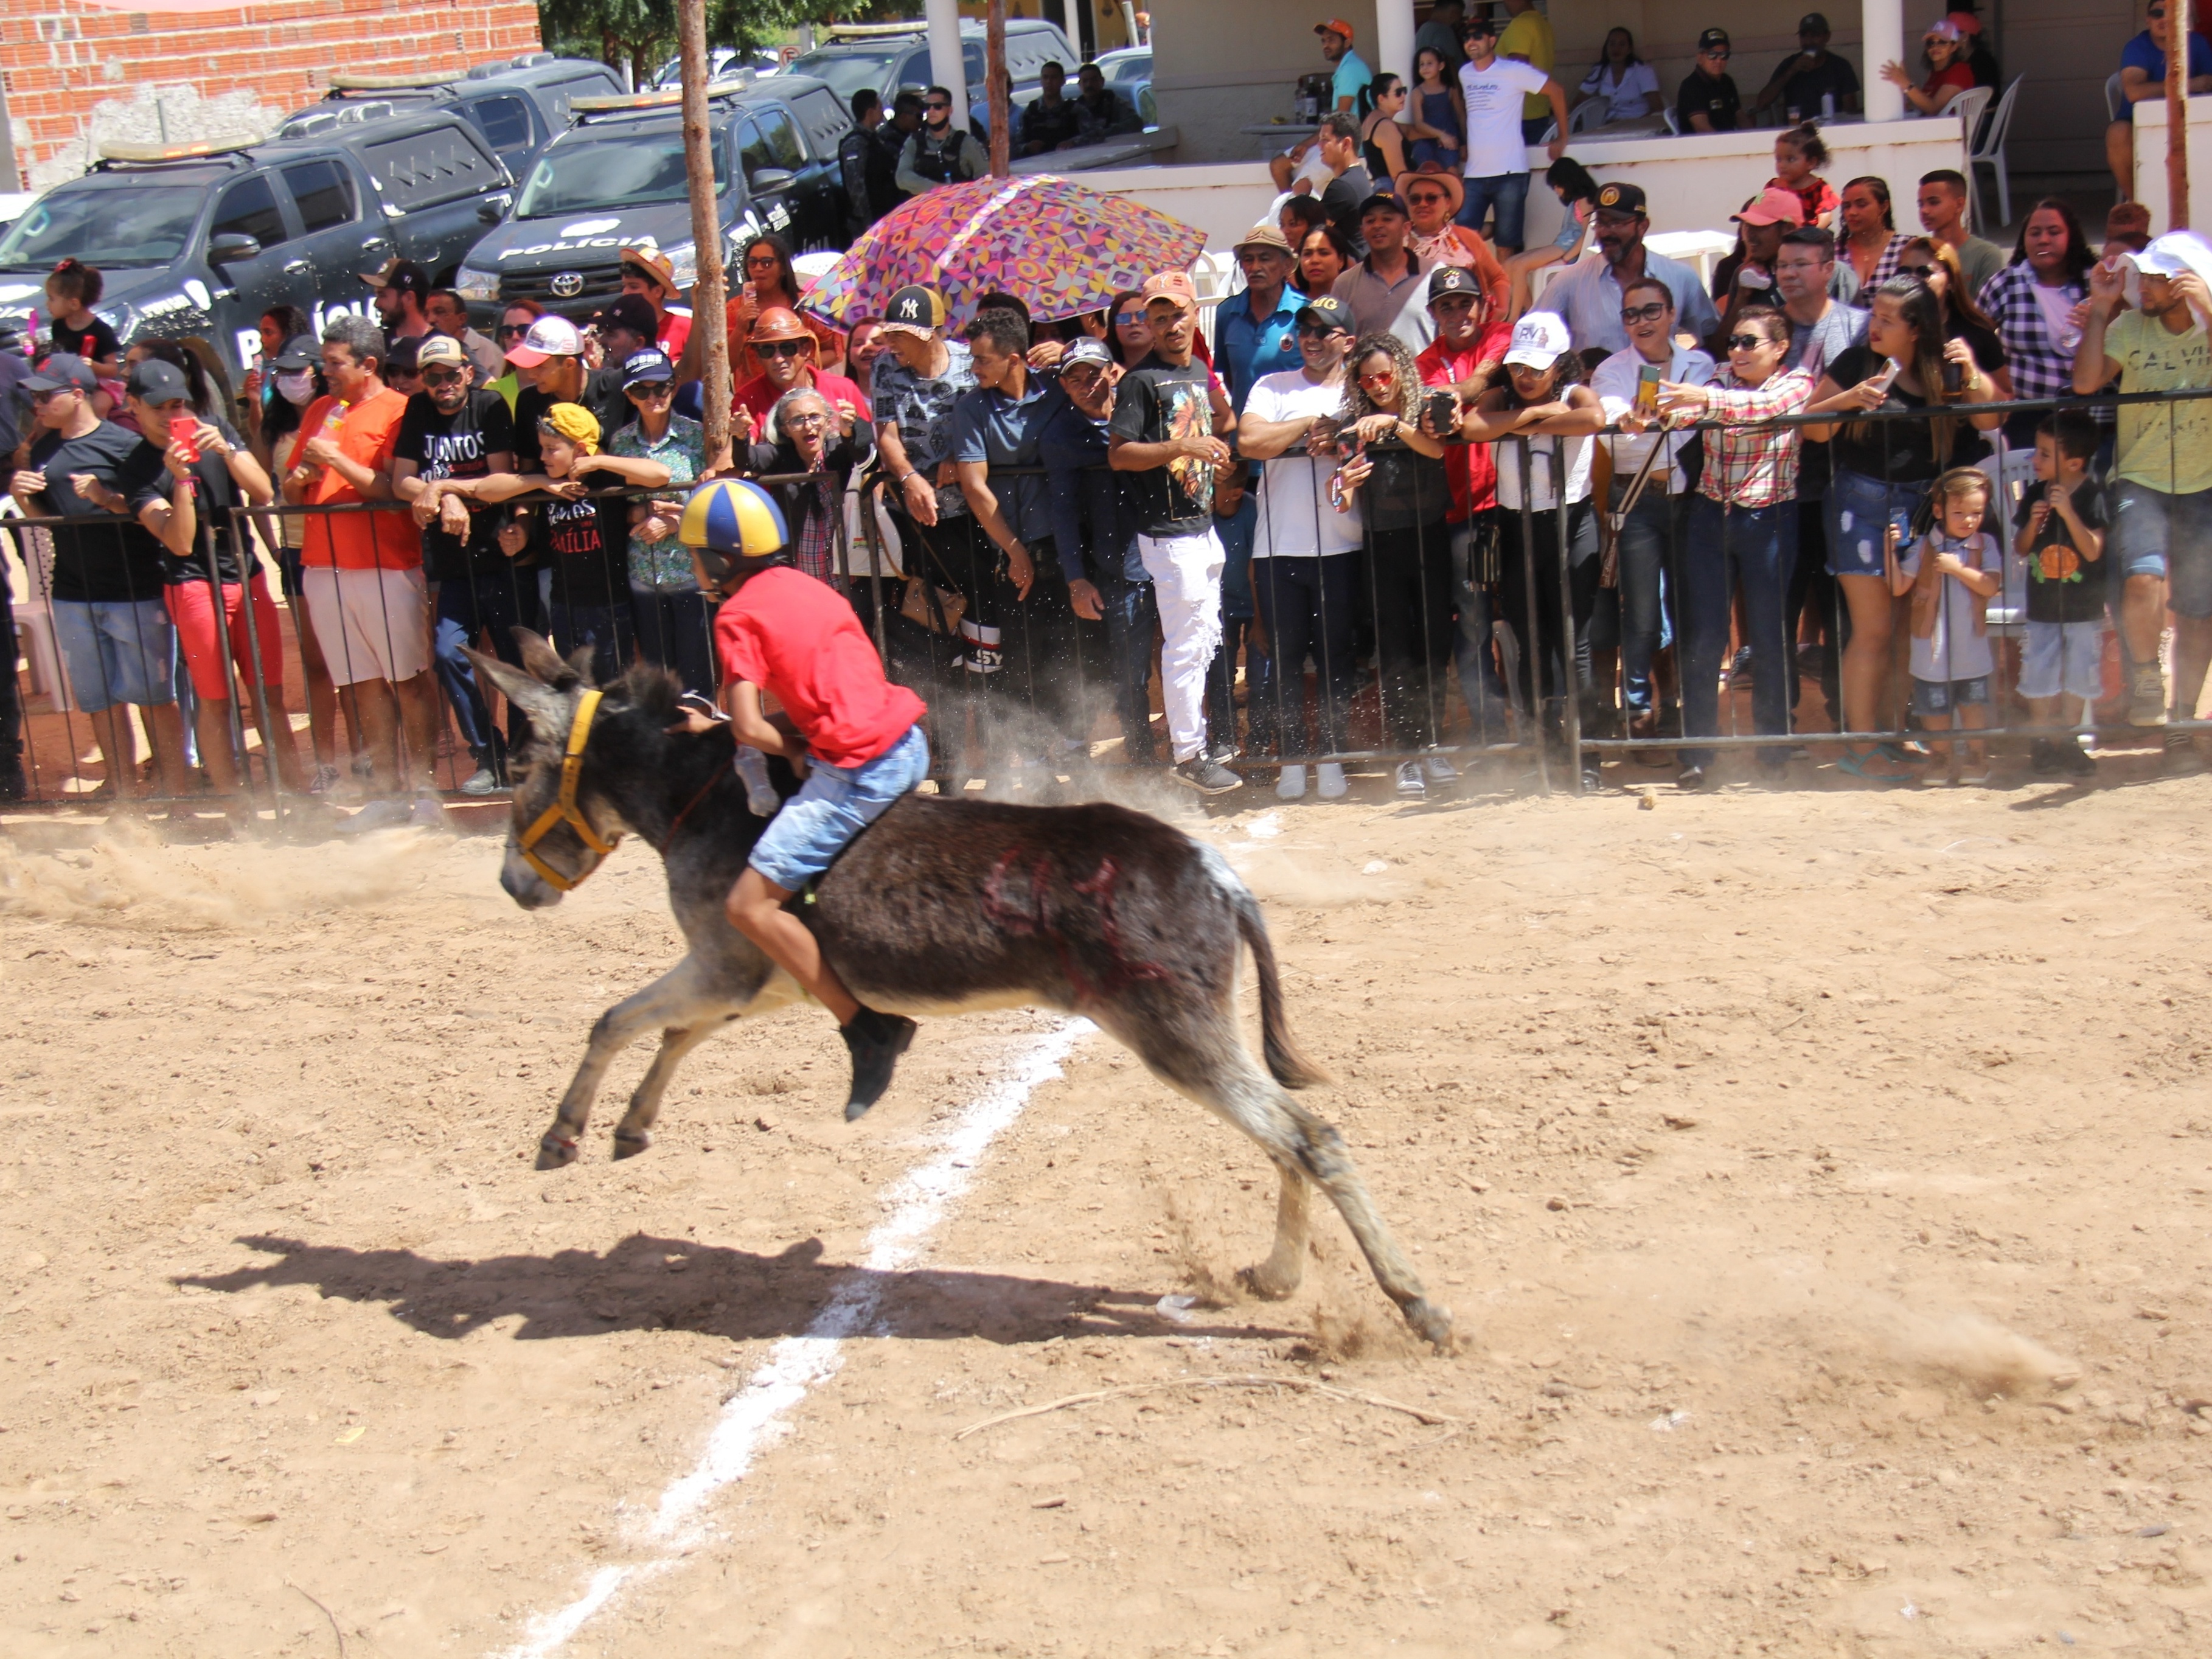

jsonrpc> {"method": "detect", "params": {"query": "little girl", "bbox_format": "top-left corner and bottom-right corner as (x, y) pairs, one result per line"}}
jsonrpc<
(43, 257), (122, 375)
(1890, 466), (2002, 783)
(1406, 46), (1464, 172)
(1770, 124), (1839, 231)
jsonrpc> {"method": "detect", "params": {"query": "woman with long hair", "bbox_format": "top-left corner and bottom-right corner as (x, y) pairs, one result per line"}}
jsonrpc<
(1332, 333), (1455, 795)
(1978, 197), (2099, 447)
(1576, 27), (1662, 124)
(1894, 236), (2014, 398)
(1357, 72), (1413, 185)
(1104, 288), (1150, 366)
(1463, 316), (1608, 788)
(1838, 176), (1909, 293)
(1804, 276), (2005, 779)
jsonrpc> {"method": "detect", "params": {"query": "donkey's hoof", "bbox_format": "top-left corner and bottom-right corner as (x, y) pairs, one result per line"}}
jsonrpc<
(537, 1133), (580, 1170)
(1402, 1297), (1456, 1353)
(1237, 1263), (1299, 1302)
(611, 1129), (652, 1160)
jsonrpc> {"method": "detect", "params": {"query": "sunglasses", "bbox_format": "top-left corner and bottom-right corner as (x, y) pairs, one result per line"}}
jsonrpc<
(1702, 48), (1731, 60)
(1295, 321), (1344, 338)
(1113, 311), (1145, 329)
(1725, 333), (1772, 352)
(496, 323), (531, 338)
(756, 338), (810, 359)
(1407, 193), (1449, 206)
(1357, 369), (1397, 388)
(627, 380), (673, 398)
(422, 367), (467, 387)
(924, 99), (951, 111)
(1619, 301), (1670, 324)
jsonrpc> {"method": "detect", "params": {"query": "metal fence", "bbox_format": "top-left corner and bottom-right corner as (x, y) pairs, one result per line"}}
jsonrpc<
(4, 386), (2207, 815)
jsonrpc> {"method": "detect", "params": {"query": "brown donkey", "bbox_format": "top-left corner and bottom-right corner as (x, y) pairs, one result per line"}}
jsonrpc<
(468, 637), (1451, 1349)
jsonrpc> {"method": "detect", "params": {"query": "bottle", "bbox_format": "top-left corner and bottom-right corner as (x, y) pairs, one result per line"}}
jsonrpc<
(1821, 92), (1835, 119)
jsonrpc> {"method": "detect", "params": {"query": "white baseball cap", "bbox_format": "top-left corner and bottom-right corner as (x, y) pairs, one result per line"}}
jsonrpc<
(1503, 312), (1573, 371)
(506, 314), (585, 367)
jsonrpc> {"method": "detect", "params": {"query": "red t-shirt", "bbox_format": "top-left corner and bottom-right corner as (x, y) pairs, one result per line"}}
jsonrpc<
(1417, 321), (1514, 520)
(734, 367), (871, 430)
(657, 307), (692, 361)
(714, 566), (926, 768)
(1924, 62), (1975, 102)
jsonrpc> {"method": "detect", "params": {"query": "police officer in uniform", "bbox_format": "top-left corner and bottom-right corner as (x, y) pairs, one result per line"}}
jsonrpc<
(896, 85), (988, 198)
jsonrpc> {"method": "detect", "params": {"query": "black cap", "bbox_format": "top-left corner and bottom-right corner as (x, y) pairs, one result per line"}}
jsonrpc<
(1427, 265), (1483, 303)
(124, 357), (191, 403)
(1593, 181), (1648, 217)
(596, 293), (660, 341)
(23, 353), (99, 395)
(1798, 13), (1831, 32)
(384, 334), (423, 377)
(364, 258), (433, 299)
(1357, 189), (1410, 221)
(1295, 294), (1354, 333)
(270, 333), (321, 370)
(1698, 27), (1731, 52)
(621, 347), (674, 387)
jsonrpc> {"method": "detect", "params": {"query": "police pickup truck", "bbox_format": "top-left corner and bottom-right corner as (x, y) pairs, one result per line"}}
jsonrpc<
(453, 74), (852, 322)
(0, 111), (512, 377)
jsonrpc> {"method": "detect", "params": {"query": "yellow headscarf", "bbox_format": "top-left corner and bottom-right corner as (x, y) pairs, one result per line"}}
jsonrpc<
(537, 402), (600, 455)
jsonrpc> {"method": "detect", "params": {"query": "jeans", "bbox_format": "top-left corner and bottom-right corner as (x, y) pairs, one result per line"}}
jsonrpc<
(1252, 554), (1358, 757)
(1101, 569), (1160, 763)
(0, 555), (22, 786)
(1450, 516), (1512, 740)
(1784, 486), (1840, 720)
(1680, 496), (1797, 770)
(50, 596), (175, 712)
(630, 586), (717, 697)
(1610, 484), (1682, 716)
(434, 572), (543, 771)
(547, 599), (635, 689)
(1497, 499), (1601, 736)
(1369, 520), (1455, 748)
(1456, 169), (1531, 247)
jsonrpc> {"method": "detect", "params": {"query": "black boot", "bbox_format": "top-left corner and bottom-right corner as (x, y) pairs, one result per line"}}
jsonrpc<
(841, 1006), (917, 1121)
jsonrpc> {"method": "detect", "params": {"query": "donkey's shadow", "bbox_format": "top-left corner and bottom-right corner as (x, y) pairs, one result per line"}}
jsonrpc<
(178, 1234), (1298, 1346)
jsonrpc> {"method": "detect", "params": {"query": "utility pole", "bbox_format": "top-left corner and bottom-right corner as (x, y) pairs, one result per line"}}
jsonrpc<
(987, 0), (1010, 177)
(678, 0), (732, 470)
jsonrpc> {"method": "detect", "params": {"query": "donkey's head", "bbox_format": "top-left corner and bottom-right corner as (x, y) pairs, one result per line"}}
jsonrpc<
(464, 631), (652, 909)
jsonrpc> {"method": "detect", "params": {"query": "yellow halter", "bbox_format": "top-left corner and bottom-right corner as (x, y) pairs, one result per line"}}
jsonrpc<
(517, 689), (621, 892)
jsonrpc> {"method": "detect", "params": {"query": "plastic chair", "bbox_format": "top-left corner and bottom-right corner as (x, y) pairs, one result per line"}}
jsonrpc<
(1662, 107), (1681, 135)
(1568, 98), (1607, 135)
(1966, 76), (2023, 230)
(2106, 70), (2126, 123)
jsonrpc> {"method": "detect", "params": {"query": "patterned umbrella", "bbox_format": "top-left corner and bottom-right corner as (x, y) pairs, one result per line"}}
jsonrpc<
(798, 173), (1207, 329)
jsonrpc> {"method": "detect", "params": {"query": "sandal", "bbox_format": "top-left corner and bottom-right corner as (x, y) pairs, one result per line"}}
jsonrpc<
(1837, 748), (1911, 782)
(1874, 741), (1929, 766)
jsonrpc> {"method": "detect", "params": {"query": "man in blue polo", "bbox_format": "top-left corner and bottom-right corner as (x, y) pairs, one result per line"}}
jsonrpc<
(1216, 224), (1303, 415)
(1532, 181), (1719, 356)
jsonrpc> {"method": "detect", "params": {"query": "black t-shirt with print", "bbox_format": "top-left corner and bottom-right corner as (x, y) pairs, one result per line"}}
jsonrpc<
(532, 490), (628, 610)
(1825, 344), (1989, 483)
(117, 436), (249, 585)
(50, 314), (122, 364)
(28, 420), (170, 603)
(512, 369), (628, 469)
(1107, 354), (1217, 538)
(395, 388), (517, 582)
(2013, 477), (2109, 625)
(1675, 68), (1741, 132)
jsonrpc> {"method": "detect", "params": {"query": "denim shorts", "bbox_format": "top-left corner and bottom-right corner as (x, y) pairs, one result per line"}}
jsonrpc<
(1826, 468), (1925, 579)
(2020, 619), (2106, 702)
(1912, 675), (1989, 715)
(749, 721), (930, 892)
(2107, 480), (2212, 616)
(50, 597), (176, 712)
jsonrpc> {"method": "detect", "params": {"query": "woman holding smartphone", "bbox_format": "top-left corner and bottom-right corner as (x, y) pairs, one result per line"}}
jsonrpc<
(1803, 276), (2003, 780)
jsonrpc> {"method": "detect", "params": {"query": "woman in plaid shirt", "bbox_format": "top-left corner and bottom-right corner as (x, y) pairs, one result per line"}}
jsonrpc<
(1654, 307), (1815, 788)
(1978, 198), (2100, 448)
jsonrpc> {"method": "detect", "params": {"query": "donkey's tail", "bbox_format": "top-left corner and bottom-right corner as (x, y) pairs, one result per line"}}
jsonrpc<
(1224, 871), (1330, 1091)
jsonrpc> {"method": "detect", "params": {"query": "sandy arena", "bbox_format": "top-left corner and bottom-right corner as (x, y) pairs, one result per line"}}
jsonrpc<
(2, 771), (2210, 1658)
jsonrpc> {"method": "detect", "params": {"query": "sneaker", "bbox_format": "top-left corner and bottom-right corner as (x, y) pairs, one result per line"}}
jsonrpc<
(2130, 664), (2168, 727)
(410, 791), (451, 828)
(1394, 760), (1427, 798)
(2061, 738), (2098, 777)
(307, 763), (342, 796)
(1315, 762), (1348, 799)
(1675, 763), (1706, 791)
(1728, 645), (1753, 678)
(1276, 763), (1308, 799)
(1169, 756), (1242, 795)
(336, 797), (411, 835)
(0, 767), (25, 803)
(841, 1007), (918, 1121)
(2030, 738), (2063, 776)
(1580, 764), (1605, 795)
(2162, 729), (2203, 773)
(1422, 752), (1459, 782)
(1204, 736), (1239, 765)
(459, 765), (499, 796)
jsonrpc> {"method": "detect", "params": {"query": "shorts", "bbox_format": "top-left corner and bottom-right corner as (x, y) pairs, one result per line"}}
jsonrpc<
(299, 563), (431, 687)
(50, 596), (175, 712)
(2019, 619), (2106, 702)
(1911, 675), (1989, 715)
(2107, 480), (2212, 616)
(748, 722), (930, 893)
(164, 574), (284, 703)
(1826, 468), (1925, 579)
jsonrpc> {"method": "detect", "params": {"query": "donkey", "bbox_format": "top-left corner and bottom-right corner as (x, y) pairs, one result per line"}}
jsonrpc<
(465, 636), (1452, 1350)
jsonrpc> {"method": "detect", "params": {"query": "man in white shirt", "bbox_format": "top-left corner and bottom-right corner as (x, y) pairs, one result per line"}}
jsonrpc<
(1592, 277), (1715, 743)
(1534, 181), (1720, 355)
(1235, 294), (1365, 800)
(1456, 11), (1568, 254)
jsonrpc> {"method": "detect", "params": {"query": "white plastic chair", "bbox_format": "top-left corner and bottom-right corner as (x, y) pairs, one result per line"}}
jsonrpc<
(1966, 76), (2023, 230)
(1662, 107), (1680, 136)
(1568, 98), (1607, 135)
(2106, 70), (2126, 123)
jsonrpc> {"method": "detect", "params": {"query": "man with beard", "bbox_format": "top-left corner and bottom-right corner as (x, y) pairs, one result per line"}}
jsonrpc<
(896, 85), (987, 197)
(1532, 181), (1718, 355)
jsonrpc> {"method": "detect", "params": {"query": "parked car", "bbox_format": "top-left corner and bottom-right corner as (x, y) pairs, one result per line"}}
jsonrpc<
(0, 114), (513, 377)
(0, 193), (36, 243)
(649, 46), (783, 88)
(784, 16), (1077, 133)
(454, 74), (854, 323)
(278, 54), (623, 184)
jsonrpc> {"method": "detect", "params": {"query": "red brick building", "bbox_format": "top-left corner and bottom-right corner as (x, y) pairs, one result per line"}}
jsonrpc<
(2, 0), (544, 191)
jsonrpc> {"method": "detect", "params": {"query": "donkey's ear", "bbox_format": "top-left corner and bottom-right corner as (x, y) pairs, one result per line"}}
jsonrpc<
(563, 641), (599, 686)
(464, 647), (573, 732)
(513, 628), (582, 691)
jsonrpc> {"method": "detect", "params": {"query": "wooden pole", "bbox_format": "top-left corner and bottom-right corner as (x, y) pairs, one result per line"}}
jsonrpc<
(2169, 7), (2191, 230)
(987, 0), (1011, 178)
(678, 0), (733, 471)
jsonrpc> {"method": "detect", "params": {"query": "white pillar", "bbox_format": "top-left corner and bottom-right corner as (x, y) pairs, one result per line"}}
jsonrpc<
(925, 0), (971, 130)
(1058, 0), (1082, 61)
(1373, 0), (1417, 83)
(1862, 0), (1904, 122)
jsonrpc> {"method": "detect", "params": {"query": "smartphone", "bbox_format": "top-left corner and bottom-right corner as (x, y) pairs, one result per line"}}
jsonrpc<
(1941, 358), (1964, 396)
(1424, 388), (1458, 433)
(1867, 360), (1901, 396)
(1634, 363), (1661, 416)
(172, 424), (200, 465)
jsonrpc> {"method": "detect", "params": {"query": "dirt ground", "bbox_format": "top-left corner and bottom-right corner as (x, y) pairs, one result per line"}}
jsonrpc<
(2, 763), (2210, 1659)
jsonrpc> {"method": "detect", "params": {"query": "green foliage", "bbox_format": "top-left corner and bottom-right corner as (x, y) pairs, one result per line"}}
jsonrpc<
(536, 0), (912, 80)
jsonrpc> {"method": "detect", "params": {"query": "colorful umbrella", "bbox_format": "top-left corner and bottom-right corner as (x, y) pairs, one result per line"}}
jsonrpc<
(798, 174), (1206, 329)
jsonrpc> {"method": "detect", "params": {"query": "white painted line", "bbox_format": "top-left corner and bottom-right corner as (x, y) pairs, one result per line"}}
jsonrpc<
(494, 1017), (1093, 1659)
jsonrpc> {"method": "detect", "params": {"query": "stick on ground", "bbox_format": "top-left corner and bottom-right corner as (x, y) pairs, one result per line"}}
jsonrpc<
(954, 1374), (1462, 1439)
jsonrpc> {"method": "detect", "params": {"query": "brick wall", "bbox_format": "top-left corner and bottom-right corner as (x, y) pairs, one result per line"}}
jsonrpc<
(3, 0), (544, 190)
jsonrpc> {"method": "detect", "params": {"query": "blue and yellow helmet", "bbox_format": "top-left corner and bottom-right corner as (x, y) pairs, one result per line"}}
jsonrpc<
(680, 478), (788, 560)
